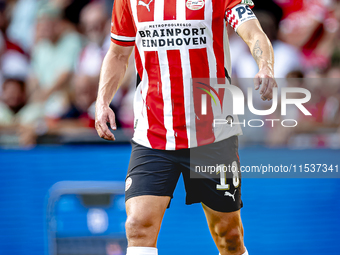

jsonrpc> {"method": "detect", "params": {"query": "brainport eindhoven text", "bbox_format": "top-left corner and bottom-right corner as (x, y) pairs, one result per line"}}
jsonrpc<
(139, 24), (207, 48)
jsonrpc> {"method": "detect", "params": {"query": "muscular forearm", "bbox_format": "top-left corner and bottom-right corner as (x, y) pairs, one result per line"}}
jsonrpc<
(250, 33), (274, 73)
(237, 19), (278, 101)
(95, 43), (133, 140)
(238, 20), (274, 73)
(96, 44), (133, 107)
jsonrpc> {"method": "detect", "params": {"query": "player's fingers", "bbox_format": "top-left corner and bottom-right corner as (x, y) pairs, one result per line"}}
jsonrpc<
(96, 126), (105, 140)
(254, 76), (261, 90)
(260, 77), (269, 96)
(96, 120), (115, 141)
(263, 87), (272, 101)
(265, 79), (278, 101)
(101, 123), (115, 141)
(108, 111), (117, 131)
(263, 80), (274, 101)
(95, 122), (105, 138)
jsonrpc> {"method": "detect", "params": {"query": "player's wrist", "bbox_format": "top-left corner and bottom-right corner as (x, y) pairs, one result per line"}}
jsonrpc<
(258, 63), (274, 77)
(95, 101), (111, 110)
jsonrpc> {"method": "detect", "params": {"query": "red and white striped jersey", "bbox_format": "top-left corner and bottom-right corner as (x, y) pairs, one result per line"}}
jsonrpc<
(111, 0), (256, 150)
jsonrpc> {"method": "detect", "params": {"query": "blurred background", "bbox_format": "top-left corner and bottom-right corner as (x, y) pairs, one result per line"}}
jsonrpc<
(0, 0), (339, 255)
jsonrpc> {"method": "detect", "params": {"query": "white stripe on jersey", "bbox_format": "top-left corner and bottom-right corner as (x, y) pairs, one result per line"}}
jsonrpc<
(204, 0), (220, 135)
(176, 0), (186, 21)
(132, 46), (151, 148)
(154, 0), (164, 22)
(158, 49), (176, 150)
(204, 0), (217, 79)
(111, 33), (135, 42)
(223, 24), (232, 77)
(180, 48), (196, 148)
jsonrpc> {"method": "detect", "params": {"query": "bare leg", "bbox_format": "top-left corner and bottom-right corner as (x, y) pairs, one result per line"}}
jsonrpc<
(202, 204), (246, 255)
(125, 195), (170, 247)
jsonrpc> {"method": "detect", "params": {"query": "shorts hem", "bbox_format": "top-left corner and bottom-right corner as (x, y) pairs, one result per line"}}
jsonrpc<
(125, 191), (174, 202)
(186, 199), (243, 213)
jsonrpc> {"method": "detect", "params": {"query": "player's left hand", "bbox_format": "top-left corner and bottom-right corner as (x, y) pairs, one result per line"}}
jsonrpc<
(254, 67), (278, 101)
(95, 104), (117, 141)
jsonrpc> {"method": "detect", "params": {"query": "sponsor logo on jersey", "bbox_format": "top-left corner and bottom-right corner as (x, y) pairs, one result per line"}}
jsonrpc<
(186, 0), (205, 10)
(139, 23), (207, 48)
(241, 0), (254, 6)
(235, 5), (254, 19)
(138, 0), (154, 12)
(125, 177), (132, 191)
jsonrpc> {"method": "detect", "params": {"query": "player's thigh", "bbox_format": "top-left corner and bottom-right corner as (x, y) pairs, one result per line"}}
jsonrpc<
(126, 195), (170, 226)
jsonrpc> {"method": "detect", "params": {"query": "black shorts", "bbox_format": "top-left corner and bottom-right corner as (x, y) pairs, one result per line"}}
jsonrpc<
(125, 136), (243, 212)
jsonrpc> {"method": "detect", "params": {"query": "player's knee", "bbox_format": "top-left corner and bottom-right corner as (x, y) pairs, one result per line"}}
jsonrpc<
(224, 228), (243, 251)
(125, 214), (158, 244)
(125, 215), (153, 235)
(214, 224), (243, 252)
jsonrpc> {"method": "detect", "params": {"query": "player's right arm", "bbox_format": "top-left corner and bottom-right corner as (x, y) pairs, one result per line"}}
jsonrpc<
(237, 19), (277, 101)
(95, 43), (133, 141)
(225, 1), (277, 101)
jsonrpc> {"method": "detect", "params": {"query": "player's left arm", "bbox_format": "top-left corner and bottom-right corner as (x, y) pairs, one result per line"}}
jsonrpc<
(237, 19), (278, 101)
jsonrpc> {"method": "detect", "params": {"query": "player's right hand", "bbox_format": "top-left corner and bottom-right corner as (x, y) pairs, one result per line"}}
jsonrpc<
(254, 66), (278, 101)
(95, 104), (117, 141)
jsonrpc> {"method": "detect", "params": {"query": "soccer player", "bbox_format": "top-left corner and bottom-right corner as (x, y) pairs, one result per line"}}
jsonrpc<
(95, 0), (277, 254)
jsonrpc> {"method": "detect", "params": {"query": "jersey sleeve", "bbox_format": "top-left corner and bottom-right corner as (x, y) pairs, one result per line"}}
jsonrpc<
(111, 0), (136, 46)
(225, 0), (256, 33)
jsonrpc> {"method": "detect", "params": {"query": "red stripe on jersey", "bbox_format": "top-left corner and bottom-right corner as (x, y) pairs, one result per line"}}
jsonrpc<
(186, 0), (205, 20)
(137, 0), (155, 22)
(145, 51), (167, 149)
(111, 0), (136, 42)
(167, 50), (189, 149)
(189, 48), (215, 147)
(212, 0), (226, 104)
(225, 0), (243, 11)
(164, 0), (176, 20)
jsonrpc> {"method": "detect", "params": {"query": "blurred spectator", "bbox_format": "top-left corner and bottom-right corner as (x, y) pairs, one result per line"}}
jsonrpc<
(278, 0), (339, 71)
(0, 79), (27, 121)
(6, 0), (38, 52)
(60, 74), (98, 129)
(29, 3), (82, 120)
(77, 1), (110, 77)
(44, 74), (99, 137)
(324, 66), (340, 125)
(60, 0), (91, 25)
(0, 78), (43, 146)
(0, 0), (29, 92)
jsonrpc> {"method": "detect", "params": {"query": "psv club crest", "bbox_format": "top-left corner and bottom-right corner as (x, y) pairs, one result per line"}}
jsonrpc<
(186, 0), (205, 10)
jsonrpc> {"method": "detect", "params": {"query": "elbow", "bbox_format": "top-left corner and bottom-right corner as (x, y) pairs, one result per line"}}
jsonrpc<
(107, 43), (133, 65)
